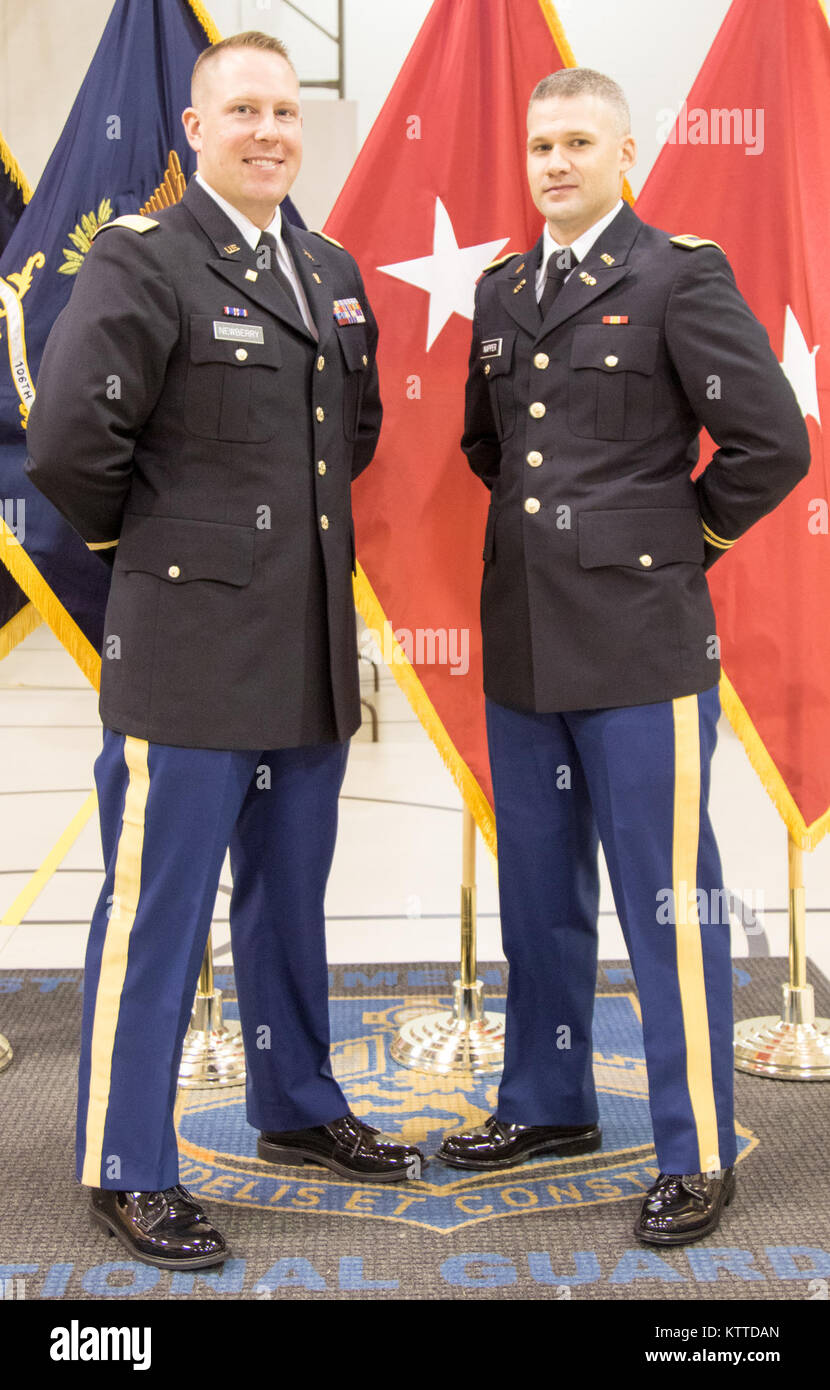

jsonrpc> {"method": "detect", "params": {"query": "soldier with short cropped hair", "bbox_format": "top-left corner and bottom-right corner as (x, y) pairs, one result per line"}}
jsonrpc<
(437, 68), (810, 1246)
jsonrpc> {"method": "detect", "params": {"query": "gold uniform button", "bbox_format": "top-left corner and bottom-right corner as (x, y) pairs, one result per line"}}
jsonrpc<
(316, 406), (325, 422)
(533, 352), (550, 369)
(484, 363), (491, 375)
(320, 515), (329, 530)
(604, 354), (619, 367)
(639, 553), (653, 567)
(524, 498), (541, 514)
(168, 565), (181, 579)
(317, 460), (327, 476)
(362, 354), (368, 366)
(527, 451), (543, 468)
(529, 401), (546, 418)
(235, 348), (248, 361)
(316, 355), (325, 371)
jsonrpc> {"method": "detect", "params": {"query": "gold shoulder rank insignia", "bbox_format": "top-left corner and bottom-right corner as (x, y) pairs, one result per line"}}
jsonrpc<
(313, 231), (344, 249)
(670, 233), (725, 253)
(482, 252), (519, 275)
(93, 214), (159, 238)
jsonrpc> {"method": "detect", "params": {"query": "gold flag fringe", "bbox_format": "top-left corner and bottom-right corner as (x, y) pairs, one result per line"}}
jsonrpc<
(186, 0), (223, 44)
(353, 562), (497, 855)
(0, 601), (40, 660)
(719, 671), (830, 850)
(0, 520), (101, 689)
(0, 129), (33, 204)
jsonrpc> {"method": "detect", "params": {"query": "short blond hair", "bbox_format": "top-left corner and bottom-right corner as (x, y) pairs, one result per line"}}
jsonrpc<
(529, 68), (630, 136)
(191, 31), (294, 103)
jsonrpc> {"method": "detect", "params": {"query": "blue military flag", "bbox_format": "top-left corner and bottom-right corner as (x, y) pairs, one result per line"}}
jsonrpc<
(0, 130), (38, 655)
(0, 0), (259, 683)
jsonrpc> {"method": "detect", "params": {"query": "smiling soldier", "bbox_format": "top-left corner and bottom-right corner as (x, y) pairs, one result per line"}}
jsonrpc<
(25, 31), (424, 1270)
(437, 68), (810, 1245)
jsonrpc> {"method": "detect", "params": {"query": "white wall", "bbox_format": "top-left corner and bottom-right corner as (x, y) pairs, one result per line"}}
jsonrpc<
(1, 0), (733, 218)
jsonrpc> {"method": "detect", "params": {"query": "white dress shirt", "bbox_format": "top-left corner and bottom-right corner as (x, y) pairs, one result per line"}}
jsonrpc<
(535, 198), (624, 301)
(195, 171), (316, 334)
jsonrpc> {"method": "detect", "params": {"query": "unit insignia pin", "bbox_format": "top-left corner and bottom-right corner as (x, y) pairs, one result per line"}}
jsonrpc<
(600, 253), (615, 265)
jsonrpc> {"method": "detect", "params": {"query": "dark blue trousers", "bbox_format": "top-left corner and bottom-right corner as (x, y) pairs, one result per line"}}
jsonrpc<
(486, 687), (736, 1175)
(78, 731), (350, 1190)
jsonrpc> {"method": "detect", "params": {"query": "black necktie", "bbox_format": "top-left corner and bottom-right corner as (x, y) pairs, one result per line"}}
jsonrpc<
(539, 246), (578, 316)
(256, 231), (309, 326)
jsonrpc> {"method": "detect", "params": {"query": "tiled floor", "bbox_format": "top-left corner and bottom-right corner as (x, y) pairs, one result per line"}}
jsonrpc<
(1, 624), (829, 991)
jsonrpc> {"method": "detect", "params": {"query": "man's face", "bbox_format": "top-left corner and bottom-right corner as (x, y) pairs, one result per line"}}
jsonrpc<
(182, 49), (302, 226)
(526, 93), (635, 243)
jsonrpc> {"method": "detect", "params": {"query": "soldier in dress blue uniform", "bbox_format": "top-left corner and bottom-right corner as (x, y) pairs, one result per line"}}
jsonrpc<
(437, 69), (810, 1245)
(26, 31), (424, 1271)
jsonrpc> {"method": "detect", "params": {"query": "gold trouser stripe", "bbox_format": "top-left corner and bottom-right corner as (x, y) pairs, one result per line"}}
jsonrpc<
(672, 695), (721, 1173)
(81, 736), (150, 1186)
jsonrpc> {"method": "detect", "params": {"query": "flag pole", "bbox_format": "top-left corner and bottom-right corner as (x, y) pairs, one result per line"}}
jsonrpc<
(178, 930), (246, 1088)
(391, 803), (505, 1074)
(734, 832), (830, 1078)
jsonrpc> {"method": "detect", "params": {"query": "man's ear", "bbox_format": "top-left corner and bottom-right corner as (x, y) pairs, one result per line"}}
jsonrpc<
(182, 107), (202, 153)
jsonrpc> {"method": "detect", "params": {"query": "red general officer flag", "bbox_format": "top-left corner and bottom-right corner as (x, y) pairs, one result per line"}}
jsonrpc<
(636, 0), (830, 847)
(326, 0), (575, 848)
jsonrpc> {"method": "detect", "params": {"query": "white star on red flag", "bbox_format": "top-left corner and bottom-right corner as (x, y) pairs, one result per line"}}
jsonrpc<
(780, 304), (821, 427)
(377, 196), (509, 351)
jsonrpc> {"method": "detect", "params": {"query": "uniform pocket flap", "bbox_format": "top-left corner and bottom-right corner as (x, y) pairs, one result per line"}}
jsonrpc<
(117, 514), (255, 586)
(334, 323), (369, 372)
(570, 324), (659, 375)
(578, 508), (705, 569)
(189, 314), (281, 368)
(479, 329), (516, 377)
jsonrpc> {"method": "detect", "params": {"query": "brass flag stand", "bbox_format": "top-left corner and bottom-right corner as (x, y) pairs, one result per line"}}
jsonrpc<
(178, 930), (246, 1088)
(391, 805), (505, 1075)
(0, 1033), (11, 1073)
(734, 833), (830, 1079)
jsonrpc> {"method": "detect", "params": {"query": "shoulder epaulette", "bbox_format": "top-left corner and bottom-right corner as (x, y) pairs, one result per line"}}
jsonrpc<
(482, 252), (520, 274)
(670, 234), (724, 254)
(313, 230), (344, 249)
(93, 215), (159, 239)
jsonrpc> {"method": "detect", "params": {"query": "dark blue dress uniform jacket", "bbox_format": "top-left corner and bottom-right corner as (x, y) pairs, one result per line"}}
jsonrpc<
(462, 202), (810, 714)
(25, 178), (382, 750)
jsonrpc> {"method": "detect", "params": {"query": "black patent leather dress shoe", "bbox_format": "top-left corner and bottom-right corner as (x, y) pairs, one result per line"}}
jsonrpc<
(258, 1114), (425, 1181)
(437, 1115), (602, 1170)
(89, 1185), (228, 1269)
(635, 1167), (736, 1245)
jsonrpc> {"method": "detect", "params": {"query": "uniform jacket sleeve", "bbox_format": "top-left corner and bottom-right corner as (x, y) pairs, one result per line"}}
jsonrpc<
(664, 247), (811, 567)
(349, 259), (382, 480)
(24, 226), (179, 556)
(460, 295), (501, 490)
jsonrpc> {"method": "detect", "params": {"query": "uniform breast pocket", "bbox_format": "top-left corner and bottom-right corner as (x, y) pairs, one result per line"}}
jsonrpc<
(480, 330), (517, 442)
(184, 314), (282, 443)
(568, 324), (659, 440)
(334, 324), (369, 442)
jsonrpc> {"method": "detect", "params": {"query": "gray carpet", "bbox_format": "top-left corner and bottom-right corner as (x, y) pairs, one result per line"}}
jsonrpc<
(1, 958), (829, 1301)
